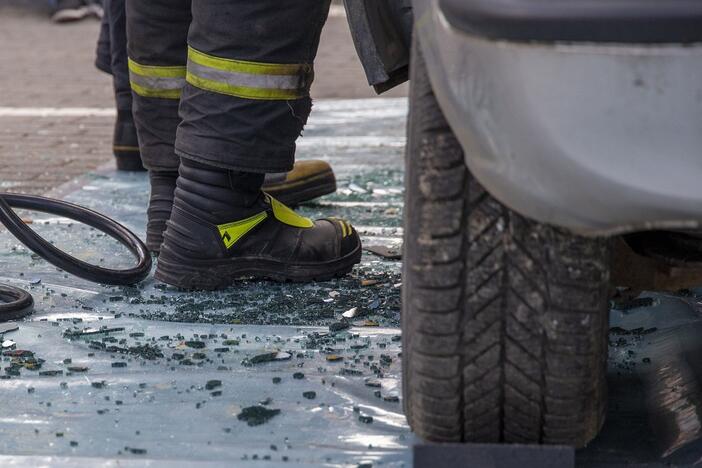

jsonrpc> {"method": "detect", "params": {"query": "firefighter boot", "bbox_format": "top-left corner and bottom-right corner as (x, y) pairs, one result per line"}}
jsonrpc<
(145, 160), (338, 253)
(154, 160), (361, 290)
(262, 160), (336, 206)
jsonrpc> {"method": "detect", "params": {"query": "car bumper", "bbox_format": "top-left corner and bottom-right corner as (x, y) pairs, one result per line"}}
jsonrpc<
(414, 0), (702, 236)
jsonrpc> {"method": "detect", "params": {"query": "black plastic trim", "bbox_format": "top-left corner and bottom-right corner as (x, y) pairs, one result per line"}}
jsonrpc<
(439, 0), (702, 44)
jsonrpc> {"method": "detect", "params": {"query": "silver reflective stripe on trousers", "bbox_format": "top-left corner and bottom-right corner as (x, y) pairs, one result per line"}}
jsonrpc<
(129, 74), (187, 93)
(187, 60), (308, 92)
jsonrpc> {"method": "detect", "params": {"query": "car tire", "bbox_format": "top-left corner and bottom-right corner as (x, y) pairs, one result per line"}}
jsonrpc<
(402, 36), (612, 447)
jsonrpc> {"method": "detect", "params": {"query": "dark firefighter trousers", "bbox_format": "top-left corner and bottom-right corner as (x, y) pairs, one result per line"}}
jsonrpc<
(95, 0), (131, 113)
(125, 0), (331, 173)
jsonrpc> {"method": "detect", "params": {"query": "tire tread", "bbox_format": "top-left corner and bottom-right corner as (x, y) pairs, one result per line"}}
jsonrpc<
(402, 37), (610, 448)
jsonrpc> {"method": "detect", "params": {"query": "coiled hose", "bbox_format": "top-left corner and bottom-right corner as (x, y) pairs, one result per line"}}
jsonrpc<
(0, 193), (152, 321)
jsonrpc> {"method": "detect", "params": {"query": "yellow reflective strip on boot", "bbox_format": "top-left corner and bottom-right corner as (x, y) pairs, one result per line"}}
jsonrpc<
(344, 221), (353, 237)
(217, 212), (269, 249)
(330, 217), (350, 237)
(331, 218), (347, 237)
(267, 195), (314, 228)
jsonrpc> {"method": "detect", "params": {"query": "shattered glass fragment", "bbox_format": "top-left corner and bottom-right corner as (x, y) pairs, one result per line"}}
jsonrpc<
(364, 245), (402, 260)
(205, 380), (222, 390)
(2, 340), (16, 349)
(0, 323), (19, 334)
(237, 406), (281, 427)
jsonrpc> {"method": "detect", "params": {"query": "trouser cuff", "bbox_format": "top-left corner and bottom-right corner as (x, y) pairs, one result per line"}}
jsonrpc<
(175, 143), (294, 175)
(132, 96), (181, 171)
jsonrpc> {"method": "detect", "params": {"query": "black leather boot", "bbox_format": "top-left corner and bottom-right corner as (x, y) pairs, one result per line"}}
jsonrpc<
(154, 159), (361, 290)
(262, 160), (336, 206)
(146, 160), (338, 253)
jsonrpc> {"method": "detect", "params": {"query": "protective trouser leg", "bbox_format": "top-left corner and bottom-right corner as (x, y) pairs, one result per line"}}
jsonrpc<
(126, 0), (190, 249)
(105, 0), (131, 114)
(96, 0), (144, 171)
(95, 9), (111, 75)
(125, 0), (190, 172)
(176, 0), (332, 173)
(96, 0), (133, 120)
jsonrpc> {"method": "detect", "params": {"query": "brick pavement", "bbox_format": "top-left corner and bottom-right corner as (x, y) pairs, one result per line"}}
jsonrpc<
(0, 0), (407, 195)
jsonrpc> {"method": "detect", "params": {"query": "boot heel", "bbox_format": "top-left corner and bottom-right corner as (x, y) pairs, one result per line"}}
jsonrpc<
(154, 247), (229, 290)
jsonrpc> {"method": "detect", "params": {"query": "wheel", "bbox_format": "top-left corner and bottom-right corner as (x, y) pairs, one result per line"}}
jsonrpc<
(401, 37), (612, 447)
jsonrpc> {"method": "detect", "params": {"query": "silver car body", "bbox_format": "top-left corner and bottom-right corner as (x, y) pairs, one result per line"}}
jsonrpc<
(413, 0), (702, 236)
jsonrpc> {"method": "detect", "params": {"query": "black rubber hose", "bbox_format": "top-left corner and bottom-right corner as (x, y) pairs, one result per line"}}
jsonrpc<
(0, 284), (34, 322)
(0, 193), (151, 286)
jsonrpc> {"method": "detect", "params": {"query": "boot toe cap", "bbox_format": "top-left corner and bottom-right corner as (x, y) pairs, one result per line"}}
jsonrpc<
(320, 218), (361, 258)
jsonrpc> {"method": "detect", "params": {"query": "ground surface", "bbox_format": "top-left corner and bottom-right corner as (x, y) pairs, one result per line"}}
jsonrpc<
(0, 0), (407, 195)
(3, 2), (702, 467)
(0, 98), (411, 466)
(2, 97), (702, 467)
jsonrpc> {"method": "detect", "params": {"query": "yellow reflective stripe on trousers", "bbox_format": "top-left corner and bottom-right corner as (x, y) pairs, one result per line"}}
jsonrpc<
(128, 58), (186, 99)
(186, 46), (313, 100)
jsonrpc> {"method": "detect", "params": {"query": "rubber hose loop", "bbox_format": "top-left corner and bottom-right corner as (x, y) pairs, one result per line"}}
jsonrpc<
(0, 193), (151, 286)
(0, 284), (34, 322)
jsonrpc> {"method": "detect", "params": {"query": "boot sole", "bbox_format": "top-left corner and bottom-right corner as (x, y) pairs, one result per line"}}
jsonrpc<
(114, 148), (146, 172)
(154, 243), (363, 290)
(263, 169), (336, 206)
